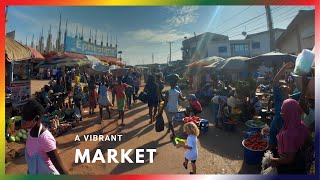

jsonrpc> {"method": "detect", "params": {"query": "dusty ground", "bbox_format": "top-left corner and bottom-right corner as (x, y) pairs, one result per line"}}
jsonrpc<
(5, 80), (260, 175)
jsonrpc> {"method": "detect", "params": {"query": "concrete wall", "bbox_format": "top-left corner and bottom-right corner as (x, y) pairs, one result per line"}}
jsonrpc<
(248, 30), (283, 57)
(207, 42), (231, 58)
(278, 17), (314, 55)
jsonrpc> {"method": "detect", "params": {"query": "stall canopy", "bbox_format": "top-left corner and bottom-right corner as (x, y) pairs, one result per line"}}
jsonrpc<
(204, 58), (226, 70)
(188, 56), (225, 68)
(85, 55), (101, 64)
(247, 52), (297, 67)
(35, 52), (90, 68)
(219, 56), (249, 71)
(29, 47), (45, 62)
(95, 56), (119, 64)
(5, 37), (32, 62)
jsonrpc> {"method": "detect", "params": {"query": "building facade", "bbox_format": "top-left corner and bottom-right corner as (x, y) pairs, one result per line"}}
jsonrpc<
(182, 32), (229, 63)
(276, 10), (315, 55)
(182, 29), (285, 62)
(207, 29), (284, 59)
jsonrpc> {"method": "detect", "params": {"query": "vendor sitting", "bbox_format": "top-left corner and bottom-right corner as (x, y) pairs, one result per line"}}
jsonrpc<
(198, 83), (214, 107)
(248, 91), (262, 119)
(185, 94), (203, 117)
(41, 85), (53, 108)
(52, 80), (65, 94)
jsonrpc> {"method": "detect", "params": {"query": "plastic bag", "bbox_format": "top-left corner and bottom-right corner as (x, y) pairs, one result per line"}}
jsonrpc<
(155, 115), (164, 132)
(294, 49), (315, 76)
(227, 96), (236, 108)
(261, 166), (278, 175)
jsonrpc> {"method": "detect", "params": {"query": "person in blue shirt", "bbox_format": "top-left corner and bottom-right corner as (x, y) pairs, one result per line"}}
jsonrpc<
(262, 63), (294, 149)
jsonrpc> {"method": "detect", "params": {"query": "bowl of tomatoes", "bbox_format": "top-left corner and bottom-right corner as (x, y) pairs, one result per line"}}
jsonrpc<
(242, 134), (269, 165)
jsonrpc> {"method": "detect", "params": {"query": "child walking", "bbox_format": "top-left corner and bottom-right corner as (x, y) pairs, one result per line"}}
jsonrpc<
(97, 77), (112, 124)
(177, 122), (199, 174)
(114, 76), (130, 126)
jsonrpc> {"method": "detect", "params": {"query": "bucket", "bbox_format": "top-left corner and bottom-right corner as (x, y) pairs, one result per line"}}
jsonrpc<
(294, 49), (315, 76)
(242, 139), (267, 165)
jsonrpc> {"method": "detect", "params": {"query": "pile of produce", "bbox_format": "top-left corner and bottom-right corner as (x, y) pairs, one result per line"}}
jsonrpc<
(243, 134), (268, 151)
(225, 118), (238, 124)
(8, 129), (28, 143)
(49, 123), (72, 137)
(183, 116), (201, 123)
(245, 120), (266, 129)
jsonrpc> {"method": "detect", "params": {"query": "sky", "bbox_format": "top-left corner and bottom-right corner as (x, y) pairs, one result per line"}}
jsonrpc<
(6, 6), (314, 65)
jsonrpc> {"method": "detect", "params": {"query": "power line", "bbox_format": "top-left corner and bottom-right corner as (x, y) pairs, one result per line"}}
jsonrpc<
(215, 6), (283, 35)
(213, 6), (253, 28)
(227, 7), (308, 38)
(228, 12), (305, 39)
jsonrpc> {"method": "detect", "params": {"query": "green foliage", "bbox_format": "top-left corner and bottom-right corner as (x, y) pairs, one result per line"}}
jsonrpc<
(236, 78), (257, 97)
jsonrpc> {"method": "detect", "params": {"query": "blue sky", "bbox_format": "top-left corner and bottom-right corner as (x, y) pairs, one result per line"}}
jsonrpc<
(7, 6), (314, 65)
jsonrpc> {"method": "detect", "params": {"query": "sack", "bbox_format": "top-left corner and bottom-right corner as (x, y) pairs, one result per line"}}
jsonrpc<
(155, 115), (164, 132)
(138, 92), (148, 103)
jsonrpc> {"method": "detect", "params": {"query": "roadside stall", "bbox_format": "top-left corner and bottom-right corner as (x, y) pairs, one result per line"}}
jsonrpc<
(5, 37), (33, 152)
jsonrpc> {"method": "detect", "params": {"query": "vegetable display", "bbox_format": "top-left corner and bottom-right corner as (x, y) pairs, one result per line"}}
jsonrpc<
(243, 134), (268, 151)
(183, 116), (201, 123)
(225, 118), (238, 124)
(245, 120), (266, 128)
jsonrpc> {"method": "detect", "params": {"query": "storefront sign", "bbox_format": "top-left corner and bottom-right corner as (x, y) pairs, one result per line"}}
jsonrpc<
(64, 36), (117, 57)
(10, 81), (31, 107)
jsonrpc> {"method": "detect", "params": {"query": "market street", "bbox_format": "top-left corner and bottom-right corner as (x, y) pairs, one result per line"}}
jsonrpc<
(6, 80), (260, 174)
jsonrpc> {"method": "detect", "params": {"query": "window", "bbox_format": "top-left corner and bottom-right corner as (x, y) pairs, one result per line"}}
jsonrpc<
(218, 46), (227, 53)
(231, 43), (249, 56)
(252, 42), (260, 49)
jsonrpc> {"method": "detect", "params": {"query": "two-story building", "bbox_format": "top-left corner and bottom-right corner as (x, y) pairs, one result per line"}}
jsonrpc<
(207, 29), (285, 58)
(182, 32), (229, 63)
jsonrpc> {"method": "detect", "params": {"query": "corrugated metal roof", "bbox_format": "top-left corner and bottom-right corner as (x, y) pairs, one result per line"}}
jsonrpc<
(5, 37), (32, 62)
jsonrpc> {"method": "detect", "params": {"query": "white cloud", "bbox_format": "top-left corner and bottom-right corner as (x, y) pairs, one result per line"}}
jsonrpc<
(125, 29), (191, 43)
(166, 6), (199, 28)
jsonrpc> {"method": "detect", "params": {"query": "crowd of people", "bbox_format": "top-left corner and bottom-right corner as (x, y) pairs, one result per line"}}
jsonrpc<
(19, 61), (315, 175)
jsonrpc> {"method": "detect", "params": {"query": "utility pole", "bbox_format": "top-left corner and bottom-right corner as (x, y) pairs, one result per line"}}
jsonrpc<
(265, 6), (275, 52)
(167, 41), (173, 64)
(152, 53), (154, 64)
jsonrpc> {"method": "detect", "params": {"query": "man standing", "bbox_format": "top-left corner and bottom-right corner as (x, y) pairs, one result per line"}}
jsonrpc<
(123, 73), (134, 109)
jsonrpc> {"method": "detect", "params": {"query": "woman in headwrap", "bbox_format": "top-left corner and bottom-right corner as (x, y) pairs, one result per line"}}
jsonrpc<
(185, 94), (202, 117)
(88, 75), (97, 114)
(270, 99), (310, 174)
(73, 76), (83, 122)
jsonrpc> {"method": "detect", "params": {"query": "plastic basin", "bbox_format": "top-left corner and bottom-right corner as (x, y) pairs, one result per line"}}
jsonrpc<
(242, 139), (267, 165)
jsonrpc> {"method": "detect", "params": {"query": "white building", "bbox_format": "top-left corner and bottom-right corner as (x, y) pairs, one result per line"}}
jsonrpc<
(207, 29), (285, 58)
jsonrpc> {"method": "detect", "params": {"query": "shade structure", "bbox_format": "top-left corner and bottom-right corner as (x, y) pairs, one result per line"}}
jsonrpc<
(95, 56), (119, 64)
(35, 52), (90, 68)
(219, 56), (249, 71)
(29, 47), (45, 62)
(247, 52), (297, 67)
(204, 59), (227, 70)
(86, 63), (110, 75)
(5, 37), (32, 62)
(85, 55), (101, 64)
(188, 56), (225, 68)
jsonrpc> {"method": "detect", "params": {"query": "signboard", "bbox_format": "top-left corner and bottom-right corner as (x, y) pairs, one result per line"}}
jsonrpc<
(10, 81), (31, 107)
(6, 30), (15, 39)
(64, 36), (117, 57)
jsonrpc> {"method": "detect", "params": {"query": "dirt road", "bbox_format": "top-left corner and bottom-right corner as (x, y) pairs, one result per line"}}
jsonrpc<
(6, 80), (260, 174)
